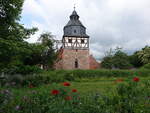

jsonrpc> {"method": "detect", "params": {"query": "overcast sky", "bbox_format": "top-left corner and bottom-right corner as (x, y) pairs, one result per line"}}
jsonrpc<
(21, 0), (150, 59)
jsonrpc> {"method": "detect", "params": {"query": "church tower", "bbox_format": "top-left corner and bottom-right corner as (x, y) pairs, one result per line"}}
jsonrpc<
(55, 9), (92, 70)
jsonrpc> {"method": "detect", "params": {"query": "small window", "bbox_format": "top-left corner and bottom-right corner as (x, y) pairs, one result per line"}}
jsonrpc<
(81, 39), (84, 44)
(68, 39), (72, 43)
(75, 59), (78, 68)
(74, 30), (76, 33)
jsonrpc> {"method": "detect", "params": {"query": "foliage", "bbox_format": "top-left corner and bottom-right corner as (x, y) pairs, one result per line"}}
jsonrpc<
(0, 89), (13, 111)
(137, 46), (150, 64)
(101, 48), (114, 69)
(38, 32), (56, 69)
(113, 50), (132, 69)
(111, 78), (150, 113)
(101, 56), (114, 69)
(141, 63), (150, 70)
(1, 69), (150, 87)
(101, 48), (132, 69)
(128, 52), (143, 68)
(0, 70), (75, 87)
(3, 65), (42, 75)
(0, 0), (56, 75)
(22, 44), (45, 66)
(0, 0), (39, 73)
(0, 78), (150, 113)
(102, 46), (150, 69)
(71, 69), (150, 78)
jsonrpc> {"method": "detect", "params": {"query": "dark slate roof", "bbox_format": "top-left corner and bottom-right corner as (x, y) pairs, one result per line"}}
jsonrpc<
(63, 10), (89, 38)
(66, 19), (84, 27)
(65, 10), (85, 28)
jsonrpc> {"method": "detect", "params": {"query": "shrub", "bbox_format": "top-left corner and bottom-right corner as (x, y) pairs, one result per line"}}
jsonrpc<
(0, 70), (75, 87)
(141, 63), (150, 69)
(70, 69), (150, 78)
(1, 65), (42, 75)
(1, 69), (150, 87)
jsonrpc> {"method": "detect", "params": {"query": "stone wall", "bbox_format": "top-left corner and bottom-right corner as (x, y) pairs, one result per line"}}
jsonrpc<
(62, 49), (90, 70)
(54, 48), (100, 70)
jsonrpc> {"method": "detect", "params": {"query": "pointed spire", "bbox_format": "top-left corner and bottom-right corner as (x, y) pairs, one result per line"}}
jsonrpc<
(70, 7), (79, 20)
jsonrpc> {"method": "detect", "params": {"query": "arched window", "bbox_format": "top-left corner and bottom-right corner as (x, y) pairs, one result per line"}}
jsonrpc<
(75, 59), (78, 68)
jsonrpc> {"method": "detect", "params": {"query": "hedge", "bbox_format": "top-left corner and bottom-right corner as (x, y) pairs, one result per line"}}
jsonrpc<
(0, 69), (150, 87)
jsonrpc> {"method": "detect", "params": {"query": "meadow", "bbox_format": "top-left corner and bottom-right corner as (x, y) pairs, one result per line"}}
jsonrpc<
(0, 70), (150, 113)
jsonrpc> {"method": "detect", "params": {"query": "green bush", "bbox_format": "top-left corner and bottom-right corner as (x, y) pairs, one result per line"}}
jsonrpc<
(69, 69), (150, 78)
(1, 65), (42, 75)
(141, 63), (150, 69)
(1, 69), (150, 87)
(0, 70), (75, 87)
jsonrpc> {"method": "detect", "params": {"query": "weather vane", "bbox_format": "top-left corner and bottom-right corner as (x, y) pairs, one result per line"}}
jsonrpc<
(74, 0), (77, 10)
(74, 4), (76, 10)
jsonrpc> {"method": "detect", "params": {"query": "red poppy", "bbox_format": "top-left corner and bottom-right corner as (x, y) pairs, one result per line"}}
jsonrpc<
(63, 82), (70, 86)
(51, 90), (59, 95)
(29, 84), (34, 88)
(65, 96), (72, 100)
(133, 77), (140, 82)
(72, 89), (77, 92)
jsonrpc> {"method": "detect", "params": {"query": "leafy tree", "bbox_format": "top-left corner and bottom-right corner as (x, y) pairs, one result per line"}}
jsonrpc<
(38, 32), (56, 69)
(128, 52), (143, 68)
(101, 48), (132, 69)
(23, 44), (45, 66)
(137, 46), (150, 64)
(0, 0), (56, 74)
(0, 0), (39, 74)
(0, 0), (24, 39)
(113, 50), (132, 69)
(101, 48), (114, 69)
(101, 56), (114, 69)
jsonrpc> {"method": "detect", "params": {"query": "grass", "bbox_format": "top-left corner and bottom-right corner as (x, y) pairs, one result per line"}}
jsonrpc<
(1, 76), (150, 113)
(1, 76), (149, 97)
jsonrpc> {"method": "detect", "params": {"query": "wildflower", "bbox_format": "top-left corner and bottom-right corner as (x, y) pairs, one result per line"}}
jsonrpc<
(72, 89), (77, 92)
(133, 77), (140, 82)
(63, 82), (70, 86)
(51, 90), (59, 95)
(65, 96), (72, 100)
